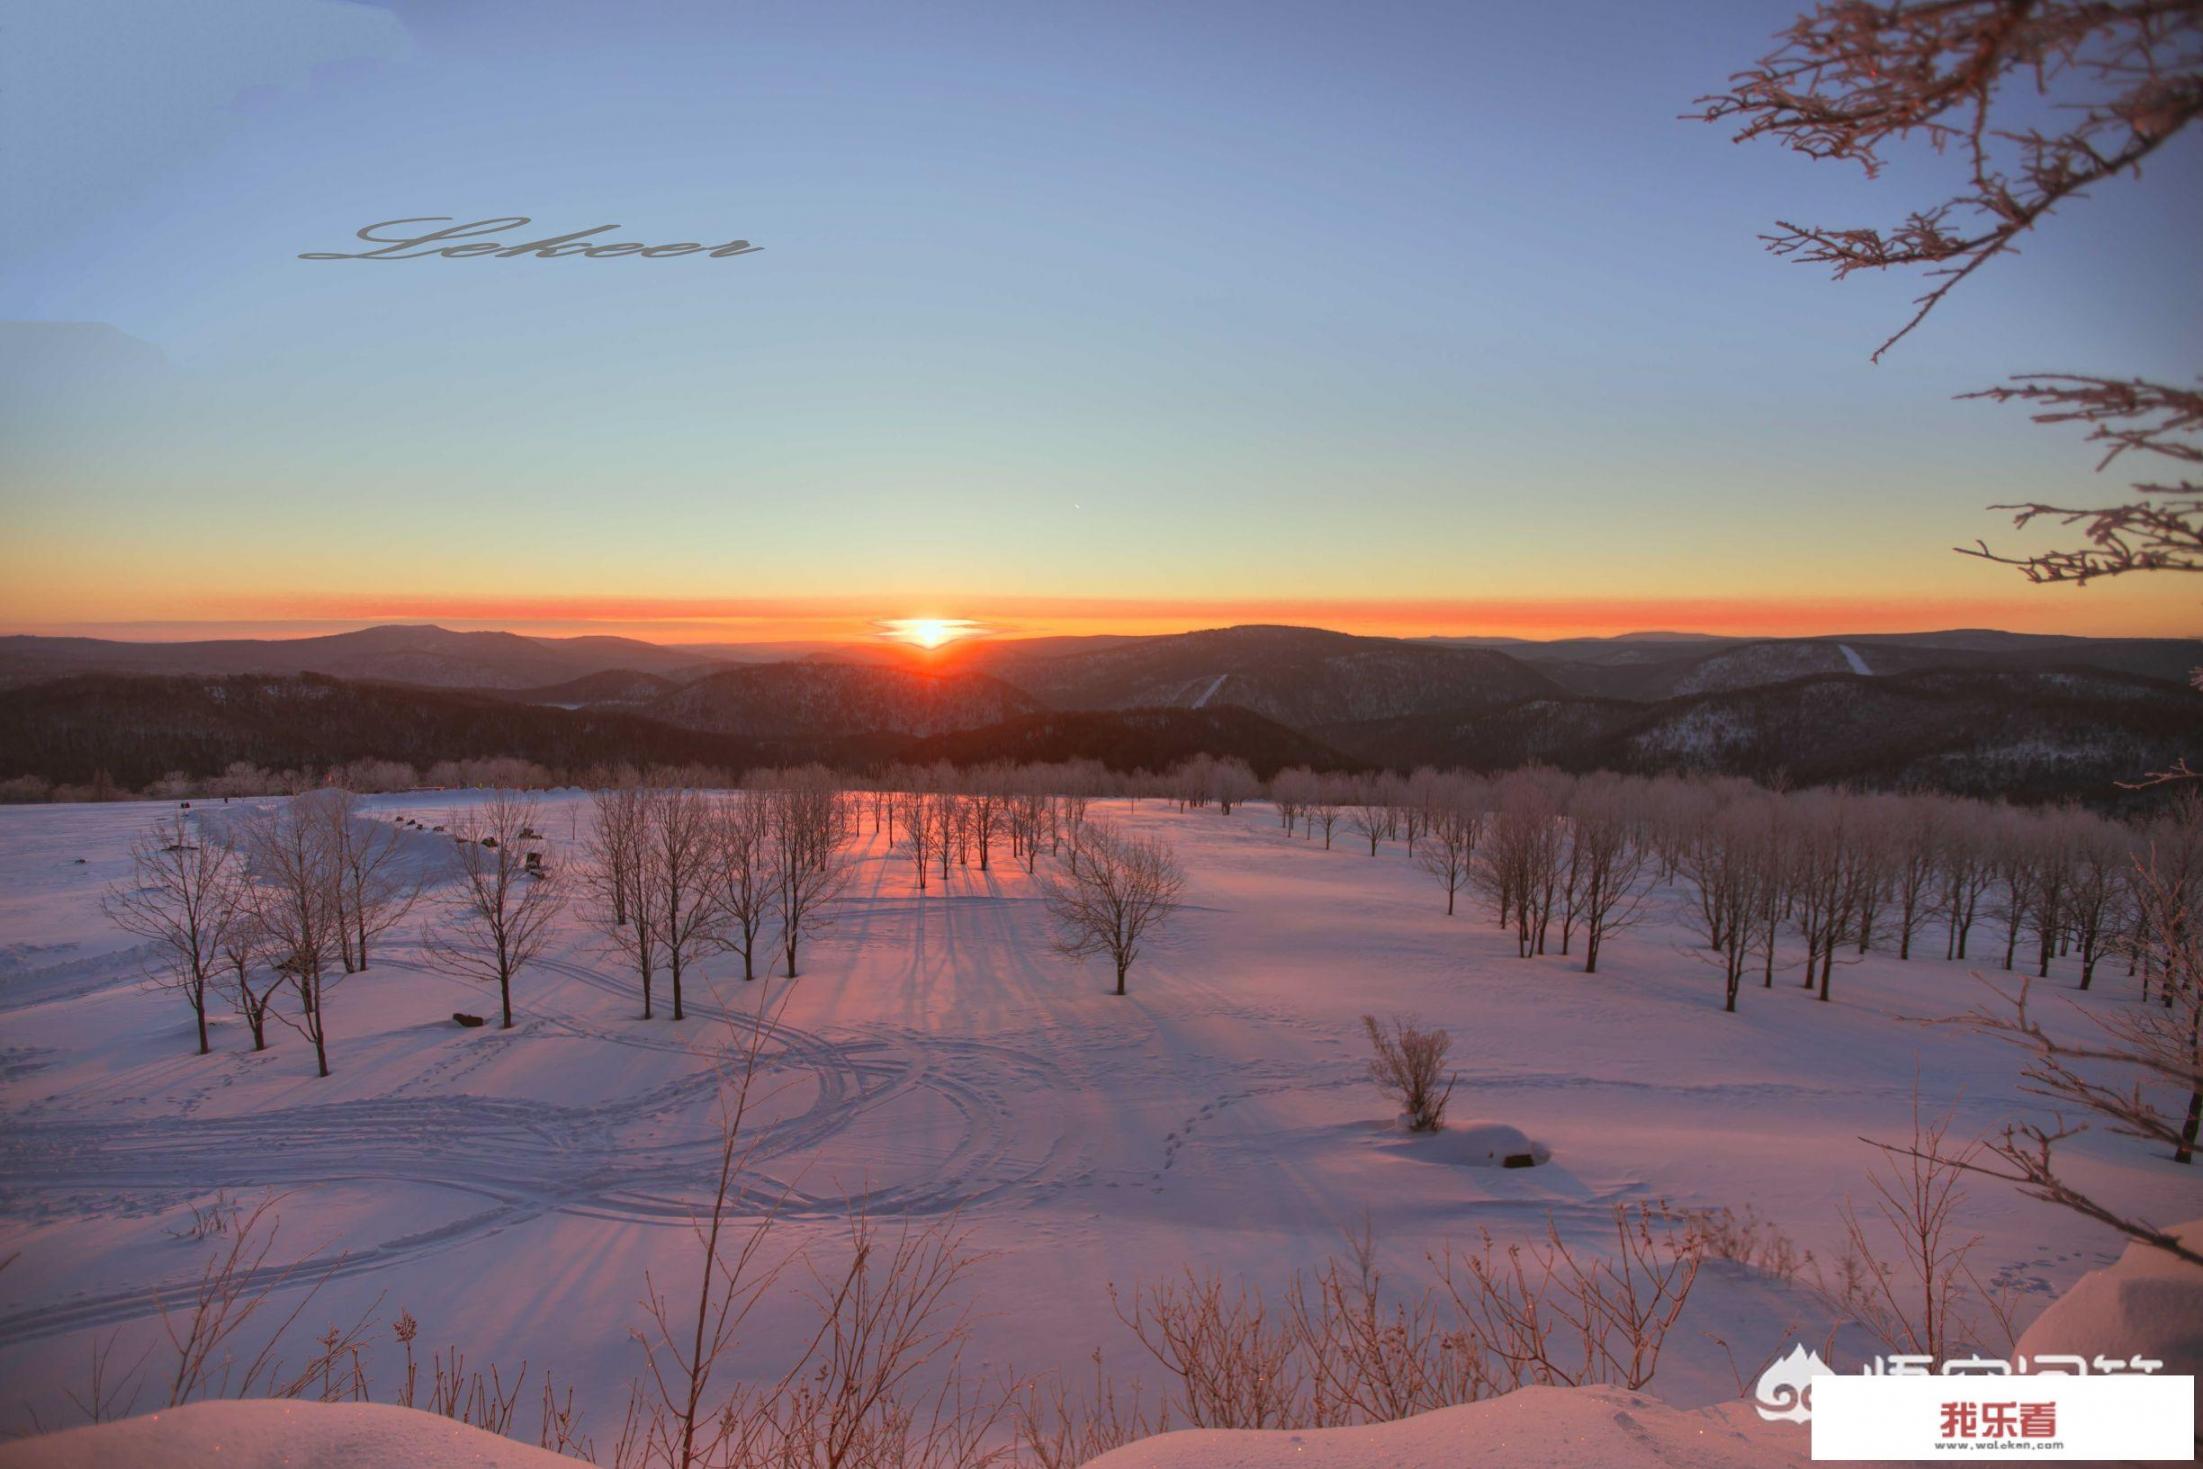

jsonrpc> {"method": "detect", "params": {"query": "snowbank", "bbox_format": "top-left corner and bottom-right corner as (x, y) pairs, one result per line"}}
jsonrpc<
(1083, 1384), (1806, 1468)
(2014, 1216), (2203, 1451)
(1402, 1118), (1551, 1167)
(0, 1388), (1811, 1469)
(0, 1400), (571, 1469)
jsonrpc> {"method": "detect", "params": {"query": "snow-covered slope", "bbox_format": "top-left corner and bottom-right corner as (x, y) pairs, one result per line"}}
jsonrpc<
(2, 793), (2195, 1454)
(0, 1400), (570, 1469)
(2014, 1218), (2203, 1453)
(1084, 1384), (1806, 1468)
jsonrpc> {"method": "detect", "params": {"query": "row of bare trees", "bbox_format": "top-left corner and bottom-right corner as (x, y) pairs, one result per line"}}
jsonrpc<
(1254, 764), (2184, 999)
(584, 768), (856, 1019)
(108, 789), (577, 1069)
(107, 792), (427, 1075)
(869, 762), (1108, 890)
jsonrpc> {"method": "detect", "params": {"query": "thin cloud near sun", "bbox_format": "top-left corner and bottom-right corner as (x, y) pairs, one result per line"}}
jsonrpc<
(876, 618), (990, 649)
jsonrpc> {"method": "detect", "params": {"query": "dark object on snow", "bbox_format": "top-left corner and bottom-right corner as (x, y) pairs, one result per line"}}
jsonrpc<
(1502, 1153), (1538, 1169)
(179, 801), (191, 809)
(452, 1012), (486, 1028)
(519, 826), (543, 840)
(480, 836), (499, 848)
(72, 857), (87, 864)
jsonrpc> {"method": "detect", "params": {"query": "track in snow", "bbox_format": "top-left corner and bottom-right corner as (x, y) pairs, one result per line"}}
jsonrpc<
(0, 955), (1093, 1348)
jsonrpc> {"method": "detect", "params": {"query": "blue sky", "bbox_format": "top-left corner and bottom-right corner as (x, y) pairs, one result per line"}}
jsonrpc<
(3, 0), (2198, 641)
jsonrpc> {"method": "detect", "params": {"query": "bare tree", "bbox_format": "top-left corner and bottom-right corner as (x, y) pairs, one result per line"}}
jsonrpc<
(1847, 1094), (2008, 1364)
(709, 791), (778, 982)
(588, 782), (663, 1017)
(1041, 821), (1187, 996)
(316, 790), (422, 974)
(218, 904), (281, 1052)
(105, 813), (242, 1055)
(239, 800), (346, 1077)
(898, 787), (936, 894)
(645, 783), (723, 1021)
(423, 792), (566, 1030)
(1932, 936), (2203, 1267)
(764, 770), (849, 978)
(631, 990), (791, 1469)
(585, 778), (646, 930)
(964, 772), (1007, 873)
(1435, 1203), (1701, 1393)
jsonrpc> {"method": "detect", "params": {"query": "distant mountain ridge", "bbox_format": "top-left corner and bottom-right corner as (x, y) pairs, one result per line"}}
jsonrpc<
(966, 625), (1564, 726)
(0, 674), (1334, 787)
(1, 623), (2194, 801)
(1320, 665), (2200, 802)
(0, 624), (725, 691)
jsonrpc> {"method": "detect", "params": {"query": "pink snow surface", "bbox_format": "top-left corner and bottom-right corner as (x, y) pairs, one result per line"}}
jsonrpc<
(0, 1401), (570, 1469)
(1, 792), (2197, 1458)
(1085, 1384), (1807, 1468)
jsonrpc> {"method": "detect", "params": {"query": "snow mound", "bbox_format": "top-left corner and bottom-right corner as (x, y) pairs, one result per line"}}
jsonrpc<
(0, 1400), (571, 1469)
(1395, 1118), (1550, 1167)
(2015, 1216), (2203, 1451)
(1084, 1384), (1804, 1468)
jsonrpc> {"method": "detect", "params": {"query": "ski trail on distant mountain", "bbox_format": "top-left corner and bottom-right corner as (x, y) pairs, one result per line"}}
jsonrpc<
(1837, 643), (1872, 676)
(1192, 673), (1228, 708)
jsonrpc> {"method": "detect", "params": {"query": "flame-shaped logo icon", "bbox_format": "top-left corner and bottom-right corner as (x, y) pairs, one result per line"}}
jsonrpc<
(1754, 1343), (1830, 1423)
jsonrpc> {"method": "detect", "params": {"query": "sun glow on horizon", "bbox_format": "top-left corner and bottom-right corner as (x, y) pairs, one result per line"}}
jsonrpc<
(879, 617), (983, 650)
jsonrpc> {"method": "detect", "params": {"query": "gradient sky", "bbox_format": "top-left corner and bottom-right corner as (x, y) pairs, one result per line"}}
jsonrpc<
(3, 0), (2199, 644)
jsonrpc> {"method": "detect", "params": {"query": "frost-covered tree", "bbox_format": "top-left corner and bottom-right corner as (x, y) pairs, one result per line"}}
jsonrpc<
(1211, 758), (1261, 816)
(1697, 0), (2203, 590)
(1416, 778), (1485, 917)
(1677, 793), (1777, 1012)
(1568, 774), (1652, 975)
(1474, 769), (1569, 957)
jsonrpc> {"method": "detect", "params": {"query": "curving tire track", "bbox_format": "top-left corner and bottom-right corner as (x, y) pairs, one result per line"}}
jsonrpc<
(0, 955), (1091, 1348)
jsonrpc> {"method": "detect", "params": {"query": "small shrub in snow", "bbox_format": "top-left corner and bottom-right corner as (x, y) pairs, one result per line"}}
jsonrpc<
(1363, 1014), (1457, 1132)
(167, 1189), (243, 1242)
(1682, 1203), (1811, 1279)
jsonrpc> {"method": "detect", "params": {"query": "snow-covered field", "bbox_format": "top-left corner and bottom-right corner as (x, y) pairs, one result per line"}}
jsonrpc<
(2, 792), (2197, 1454)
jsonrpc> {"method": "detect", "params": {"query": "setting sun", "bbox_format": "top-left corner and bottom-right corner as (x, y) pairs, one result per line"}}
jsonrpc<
(879, 617), (981, 649)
